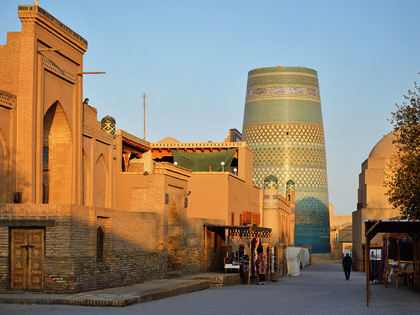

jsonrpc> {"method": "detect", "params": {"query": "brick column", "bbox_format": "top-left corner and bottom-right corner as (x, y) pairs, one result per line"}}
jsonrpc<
(16, 20), (38, 203)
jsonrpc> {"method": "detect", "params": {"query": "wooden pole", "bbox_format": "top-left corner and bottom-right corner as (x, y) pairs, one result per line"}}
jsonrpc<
(248, 226), (252, 285)
(143, 92), (146, 140)
(268, 235), (272, 282)
(385, 234), (390, 288)
(415, 240), (418, 291)
(366, 235), (371, 306)
(415, 240), (419, 291)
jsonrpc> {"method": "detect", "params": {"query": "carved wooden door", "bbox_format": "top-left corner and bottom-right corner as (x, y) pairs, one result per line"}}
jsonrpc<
(11, 229), (44, 290)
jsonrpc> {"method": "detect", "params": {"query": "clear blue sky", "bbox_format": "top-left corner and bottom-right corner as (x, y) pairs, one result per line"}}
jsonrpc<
(2, 0), (420, 215)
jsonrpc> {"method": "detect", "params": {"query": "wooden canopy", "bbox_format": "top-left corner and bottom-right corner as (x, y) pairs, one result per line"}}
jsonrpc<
(204, 223), (272, 238)
(365, 220), (420, 306)
(203, 224), (272, 284)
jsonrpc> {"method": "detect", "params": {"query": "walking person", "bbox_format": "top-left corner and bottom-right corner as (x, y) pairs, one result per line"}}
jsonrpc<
(256, 243), (267, 285)
(342, 253), (353, 280)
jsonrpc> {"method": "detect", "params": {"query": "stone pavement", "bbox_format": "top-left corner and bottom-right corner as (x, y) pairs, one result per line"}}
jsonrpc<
(1, 263), (420, 314)
(0, 275), (215, 307)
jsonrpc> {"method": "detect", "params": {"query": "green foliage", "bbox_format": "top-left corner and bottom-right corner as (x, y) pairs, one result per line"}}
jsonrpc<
(386, 81), (420, 219)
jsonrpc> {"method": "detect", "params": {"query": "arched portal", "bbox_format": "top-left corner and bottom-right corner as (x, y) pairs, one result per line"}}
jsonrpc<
(43, 101), (72, 204)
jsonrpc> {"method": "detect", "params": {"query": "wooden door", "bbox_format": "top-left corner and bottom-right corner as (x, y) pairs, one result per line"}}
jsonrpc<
(11, 229), (44, 290)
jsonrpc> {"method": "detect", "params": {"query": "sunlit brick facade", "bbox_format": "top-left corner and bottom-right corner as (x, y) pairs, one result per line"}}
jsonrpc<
(0, 5), (273, 293)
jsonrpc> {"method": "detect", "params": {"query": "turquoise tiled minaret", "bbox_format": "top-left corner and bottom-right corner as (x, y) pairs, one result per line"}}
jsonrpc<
(242, 66), (330, 253)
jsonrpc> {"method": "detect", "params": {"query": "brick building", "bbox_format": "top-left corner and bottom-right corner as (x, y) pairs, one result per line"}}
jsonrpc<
(0, 4), (287, 293)
(352, 132), (400, 271)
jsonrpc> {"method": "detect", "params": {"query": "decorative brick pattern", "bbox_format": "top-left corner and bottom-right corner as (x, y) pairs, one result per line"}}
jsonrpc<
(243, 123), (325, 147)
(0, 91), (16, 109)
(252, 166), (328, 190)
(247, 86), (320, 100)
(41, 58), (77, 83)
(243, 67), (330, 253)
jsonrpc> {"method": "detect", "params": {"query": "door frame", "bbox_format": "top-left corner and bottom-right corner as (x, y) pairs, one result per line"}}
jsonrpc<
(9, 227), (45, 291)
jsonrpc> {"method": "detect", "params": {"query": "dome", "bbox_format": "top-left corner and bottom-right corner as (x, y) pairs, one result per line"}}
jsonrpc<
(158, 137), (180, 144)
(286, 179), (296, 191)
(369, 132), (398, 158)
(263, 175), (278, 190)
(264, 175), (278, 182)
(101, 115), (116, 135)
(101, 115), (116, 124)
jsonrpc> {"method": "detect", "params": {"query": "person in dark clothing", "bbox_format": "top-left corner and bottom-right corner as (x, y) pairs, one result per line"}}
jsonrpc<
(342, 253), (353, 280)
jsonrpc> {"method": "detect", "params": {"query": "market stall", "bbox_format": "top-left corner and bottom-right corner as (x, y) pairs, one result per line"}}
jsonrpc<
(365, 220), (420, 306)
(383, 233), (415, 289)
(203, 224), (272, 284)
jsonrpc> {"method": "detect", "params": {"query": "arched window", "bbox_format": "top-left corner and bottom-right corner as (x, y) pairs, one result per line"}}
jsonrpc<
(97, 226), (105, 263)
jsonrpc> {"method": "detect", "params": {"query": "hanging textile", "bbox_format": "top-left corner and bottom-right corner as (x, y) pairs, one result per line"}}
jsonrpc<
(172, 149), (236, 172)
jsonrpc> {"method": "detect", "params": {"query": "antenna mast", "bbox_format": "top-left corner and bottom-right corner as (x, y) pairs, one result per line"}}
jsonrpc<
(143, 92), (146, 140)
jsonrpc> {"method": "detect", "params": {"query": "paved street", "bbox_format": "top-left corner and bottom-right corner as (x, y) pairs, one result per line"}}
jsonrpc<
(1, 263), (420, 314)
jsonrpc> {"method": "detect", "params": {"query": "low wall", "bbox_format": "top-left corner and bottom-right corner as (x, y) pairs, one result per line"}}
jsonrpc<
(0, 204), (165, 293)
(311, 253), (335, 263)
(0, 204), (230, 293)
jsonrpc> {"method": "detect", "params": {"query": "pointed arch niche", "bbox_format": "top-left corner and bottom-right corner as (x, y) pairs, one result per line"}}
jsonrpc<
(93, 153), (108, 208)
(0, 128), (9, 203)
(82, 149), (91, 206)
(43, 101), (73, 204)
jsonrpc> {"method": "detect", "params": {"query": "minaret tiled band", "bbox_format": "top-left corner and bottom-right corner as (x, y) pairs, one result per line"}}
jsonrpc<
(242, 66), (330, 253)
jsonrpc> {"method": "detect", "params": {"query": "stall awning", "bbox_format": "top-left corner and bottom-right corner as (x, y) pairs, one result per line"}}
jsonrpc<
(366, 220), (420, 240)
(204, 223), (272, 238)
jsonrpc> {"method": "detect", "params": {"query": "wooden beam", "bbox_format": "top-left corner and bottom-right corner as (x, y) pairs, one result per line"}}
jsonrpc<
(365, 221), (379, 239)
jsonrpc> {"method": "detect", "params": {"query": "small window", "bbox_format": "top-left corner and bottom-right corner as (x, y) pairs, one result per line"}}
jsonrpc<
(43, 147), (49, 163)
(97, 226), (105, 263)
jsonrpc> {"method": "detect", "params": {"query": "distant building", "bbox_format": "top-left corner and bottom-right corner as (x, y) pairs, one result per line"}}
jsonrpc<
(329, 204), (352, 260)
(352, 132), (400, 271)
(149, 139), (260, 226)
(262, 175), (295, 246)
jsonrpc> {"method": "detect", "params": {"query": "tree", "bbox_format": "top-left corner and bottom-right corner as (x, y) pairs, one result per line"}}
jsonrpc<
(385, 81), (420, 219)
